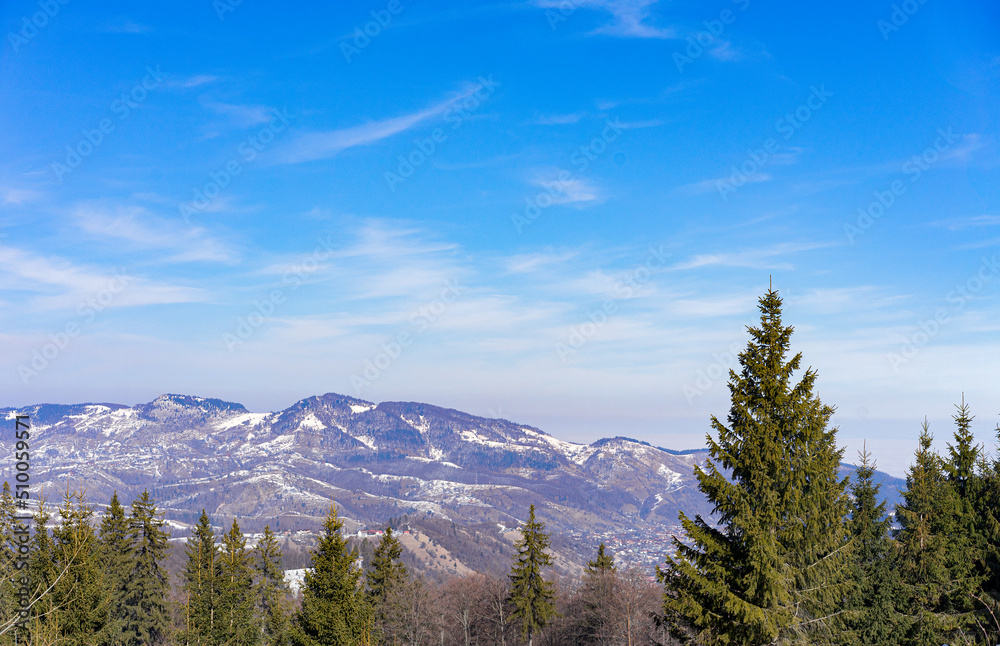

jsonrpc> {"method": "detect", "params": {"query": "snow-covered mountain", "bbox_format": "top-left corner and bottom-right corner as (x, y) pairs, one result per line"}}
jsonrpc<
(0, 393), (903, 572)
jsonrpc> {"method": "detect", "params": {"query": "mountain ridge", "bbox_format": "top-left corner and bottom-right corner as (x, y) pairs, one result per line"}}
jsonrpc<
(0, 392), (905, 573)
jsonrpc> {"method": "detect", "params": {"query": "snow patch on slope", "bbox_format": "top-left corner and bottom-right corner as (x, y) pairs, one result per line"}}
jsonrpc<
(214, 412), (268, 431)
(298, 413), (326, 430)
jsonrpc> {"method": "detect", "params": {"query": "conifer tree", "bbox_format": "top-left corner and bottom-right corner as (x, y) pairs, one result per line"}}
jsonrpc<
(292, 503), (373, 646)
(585, 542), (615, 575)
(658, 288), (850, 645)
(972, 421), (1000, 644)
(508, 504), (556, 646)
(579, 542), (616, 646)
(184, 509), (221, 646)
(0, 483), (19, 644)
(50, 486), (108, 645)
(217, 519), (260, 646)
(98, 490), (131, 645)
(26, 496), (59, 645)
(123, 490), (170, 646)
(840, 448), (906, 646)
(366, 526), (409, 645)
(944, 399), (987, 629)
(367, 527), (408, 606)
(895, 421), (957, 646)
(254, 525), (292, 646)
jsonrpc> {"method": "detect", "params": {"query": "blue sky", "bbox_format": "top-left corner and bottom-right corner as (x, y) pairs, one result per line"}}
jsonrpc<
(1, 0), (998, 475)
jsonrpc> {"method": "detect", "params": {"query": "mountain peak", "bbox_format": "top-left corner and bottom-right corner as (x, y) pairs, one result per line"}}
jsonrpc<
(142, 394), (248, 417)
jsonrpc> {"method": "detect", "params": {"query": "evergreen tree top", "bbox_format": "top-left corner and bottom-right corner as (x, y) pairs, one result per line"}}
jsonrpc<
(586, 542), (616, 574)
(946, 395), (980, 492)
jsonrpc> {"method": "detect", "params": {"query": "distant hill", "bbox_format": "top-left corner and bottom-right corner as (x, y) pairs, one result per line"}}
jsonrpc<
(1, 393), (905, 574)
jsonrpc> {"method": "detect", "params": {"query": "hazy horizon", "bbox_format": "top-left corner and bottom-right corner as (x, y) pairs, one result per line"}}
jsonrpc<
(2, 1), (998, 480)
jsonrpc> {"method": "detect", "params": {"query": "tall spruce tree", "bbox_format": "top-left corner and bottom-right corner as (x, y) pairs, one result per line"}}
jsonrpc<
(840, 448), (906, 646)
(26, 496), (59, 645)
(367, 527), (408, 606)
(292, 503), (373, 646)
(895, 420), (957, 646)
(944, 398), (988, 637)
(184, 509), (221, 646)
(217, 519), (260, 646)
(366, 526), (409, 646)
(508, 504), (556, 646)
(579, 542), (617, 646)
(585, 542), (615, 575)
(50, 486), (109, 645)
(0, 483), (18, 644)
(658, 288), (850, 646)
(123, 490), (170, 646)
(98, 491), (131, 646)
(973, 421), (1000, 644)
(254, 525), (292, 646)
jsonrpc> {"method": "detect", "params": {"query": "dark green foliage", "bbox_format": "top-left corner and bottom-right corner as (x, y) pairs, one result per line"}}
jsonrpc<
(123, 490), (171, 645)
(0, 482), (17, 642)
(508, 504), (556, 646)
(366, 526), (409, 645)
(24, 496), (58, 642)
(98, 491), (131, 644)
(0, 483), (32, 645)
(50, 487), (109, 645)
(585, 542), (615, 575)
(254, 525), (292, 646)
(840, 448), (906, 645)
(973, 421), (1000, 644)
(895, 421), (959, 645)
(218, 519), (260, 646)
(367, 527), (408, 606)
(578, 542), (617, 646)
(658, 289), (850, 646)
(292, 504), (373, 646)
(183, 509), (221, 646)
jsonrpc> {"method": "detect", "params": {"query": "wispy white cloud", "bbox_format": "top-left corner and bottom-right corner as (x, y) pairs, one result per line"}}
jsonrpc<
(277, 83), (489, 164)
(101, 19), (151, 34)
(928, 214), (1000, 231)
(669, 294), (757, 317)
(0, 244), (209, 311)
(681, 173), (772, 195)
(178, 75), (219, 88)
(72, 203), (234, 263)
(203, 101), (279, 128)
(617, 119), (665, 129)
(531, 113), (586, 125)
(504, 250), (579, 274)
(530, 173), (601, 205)
(707, 40), (740, 62)
(536, 0), (674, 38)
(670, 242), (834, 271)
(1, 188), (42, 205)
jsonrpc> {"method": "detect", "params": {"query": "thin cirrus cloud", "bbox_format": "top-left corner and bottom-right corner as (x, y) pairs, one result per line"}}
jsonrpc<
(536, 0), (675, 39)
(531, 113), (587, 125)
(100, 19), (151, 34)
(928, 214), (1000, 230)
(530, 174), (601, 205)
(177, 75), (220, 88)
(681, 172), (772, 196)
(276, 83), (490, 164)
(202, 101), (281, 128)
(0, 244), (210, 312)
(72, 204), (235, 263)
(669, 242), (835, 272)
(1, 187), (41, 205)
